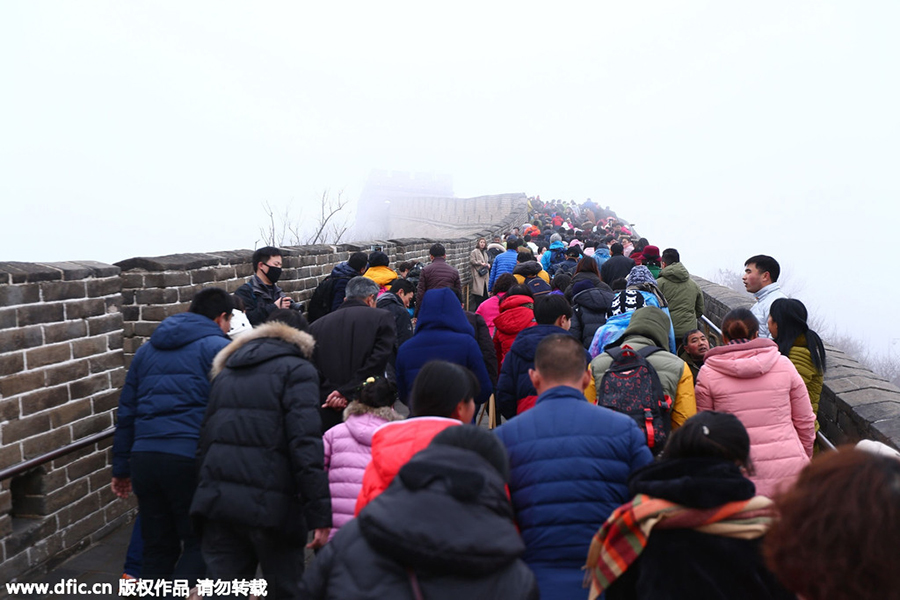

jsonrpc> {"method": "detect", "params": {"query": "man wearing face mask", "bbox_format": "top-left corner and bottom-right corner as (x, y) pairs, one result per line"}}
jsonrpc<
(235, 246), (301, 326)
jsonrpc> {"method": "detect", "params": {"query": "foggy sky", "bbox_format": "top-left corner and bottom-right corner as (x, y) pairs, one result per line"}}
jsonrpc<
(1, 2), (898, 350)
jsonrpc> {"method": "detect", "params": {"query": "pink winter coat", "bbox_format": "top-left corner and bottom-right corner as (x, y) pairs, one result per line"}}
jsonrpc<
(322, 402), (402, 540)
(475, 292), (506, 337)
(695, 338), (815, 498)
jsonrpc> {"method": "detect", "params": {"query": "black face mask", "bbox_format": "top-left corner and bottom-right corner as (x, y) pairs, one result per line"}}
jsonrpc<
(264, 265), (282, 284)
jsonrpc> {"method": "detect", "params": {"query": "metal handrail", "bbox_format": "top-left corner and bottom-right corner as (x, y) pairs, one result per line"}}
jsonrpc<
(0, 426), (116, 482)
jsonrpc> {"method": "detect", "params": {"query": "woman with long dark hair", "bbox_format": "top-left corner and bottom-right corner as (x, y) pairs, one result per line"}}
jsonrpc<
(469, 237), (491, 309)
(694, 308), (815, 498)
(768, 298), (826, 430)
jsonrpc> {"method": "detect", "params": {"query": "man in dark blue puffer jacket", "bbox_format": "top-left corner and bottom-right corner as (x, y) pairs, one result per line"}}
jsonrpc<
(111, 288), (233, 585)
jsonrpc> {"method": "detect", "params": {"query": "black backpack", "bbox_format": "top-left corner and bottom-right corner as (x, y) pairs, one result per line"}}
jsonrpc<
(307, 275), (341, 323)
(598, 345), (672, 454)
(547, 247), (566, 269)
(524, 275), (551, 297)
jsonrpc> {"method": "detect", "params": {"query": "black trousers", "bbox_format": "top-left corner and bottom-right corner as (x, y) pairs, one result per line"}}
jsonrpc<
(130, 452), (205, 585)
(201, 520), (307, 600)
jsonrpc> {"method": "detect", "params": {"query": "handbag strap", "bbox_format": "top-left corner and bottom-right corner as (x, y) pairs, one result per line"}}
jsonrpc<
(407, 567), (425, 600)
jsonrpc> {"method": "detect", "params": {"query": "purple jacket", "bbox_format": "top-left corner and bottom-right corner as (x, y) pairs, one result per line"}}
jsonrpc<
(322, 402), (402, 540)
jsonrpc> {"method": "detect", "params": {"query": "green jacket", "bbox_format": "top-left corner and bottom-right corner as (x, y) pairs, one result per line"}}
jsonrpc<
(788, 337), (823, 432)
(656, 262), (705, 340)
(590, 307), (696, 429)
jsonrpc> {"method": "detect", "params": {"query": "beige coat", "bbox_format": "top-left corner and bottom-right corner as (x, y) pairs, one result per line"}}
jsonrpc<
(470, 247), (490, 295)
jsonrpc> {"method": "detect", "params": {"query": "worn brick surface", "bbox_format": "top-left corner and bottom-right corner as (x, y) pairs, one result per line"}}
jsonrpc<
(71, 336), (107, 358)
(40, 281), (86, 302)
(44, 359), (90, 387)
(0, 370), (45, 398)
(20, 386), (70, 416)
(17, 303), (64, 326)
(86, 313), (123, 335)
(49, 398), (93, 428)
(0, 351), (25, 376)
(42, 320), (88, 344)
(0, 283), (40, 306)
(1, 413), (50, 444)
(25, 343), (71, 369)
(69, 373), (109, 400)
(65, 298), (106, 319)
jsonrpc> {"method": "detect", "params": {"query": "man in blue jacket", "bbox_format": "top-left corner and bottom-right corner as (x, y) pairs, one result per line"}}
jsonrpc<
(495, 334), (653, 600)
(395, 287), (493, 408)
(497, 294), (587, 419)
(111, 288), (233, 584)
(488, 238), (520, 293)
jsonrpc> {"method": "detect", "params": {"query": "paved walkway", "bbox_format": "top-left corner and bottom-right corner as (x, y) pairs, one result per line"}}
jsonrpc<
(12, 518), (133, 600)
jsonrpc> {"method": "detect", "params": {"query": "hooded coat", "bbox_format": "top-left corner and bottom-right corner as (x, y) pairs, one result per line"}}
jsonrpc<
(329, 261), (363, 311)
(592, 246), (611, 270)
(590, 307), (697, 430)
(513, 260), (551, 285)
(695, 338), (816, 498)
(656, 262), (705, 340)
(540, 240), (567, 272)
(492, 294), (537, 370)
(496, 324), (570, 419)
(304, 444), (539, 600)
(605, 458), (794, 600)
(323, 402), (403, 540)
(190, 323), (331, 535)
(112, 312), (230, 477)
(571, 287), (615, 349)
(495, 385), (653, 600)
(395, 288), (493, 407)
(363, 265), (397, 289)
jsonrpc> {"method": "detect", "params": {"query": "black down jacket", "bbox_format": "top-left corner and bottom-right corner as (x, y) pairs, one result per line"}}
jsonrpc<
(302, 444), (539, 600)
(190, 323), (331, 536)
(570, 287), (616, 349)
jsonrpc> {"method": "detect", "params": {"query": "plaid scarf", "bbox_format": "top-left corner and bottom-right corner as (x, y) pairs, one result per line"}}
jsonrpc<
(583, 493), (774, 599)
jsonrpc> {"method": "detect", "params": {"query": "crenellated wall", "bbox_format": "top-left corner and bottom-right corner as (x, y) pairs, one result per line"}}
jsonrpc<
(0, 195), (527, 584)
(2, 192), (898, 586)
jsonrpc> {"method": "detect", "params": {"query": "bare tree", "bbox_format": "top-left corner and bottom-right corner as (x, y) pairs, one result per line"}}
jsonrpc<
(304, 190), (350, 245)
(256, 190), (351, 248)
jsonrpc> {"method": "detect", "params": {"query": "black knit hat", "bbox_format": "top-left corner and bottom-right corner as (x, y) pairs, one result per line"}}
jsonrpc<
(368, 251), (390, 268)
(430, 425), (511, 482)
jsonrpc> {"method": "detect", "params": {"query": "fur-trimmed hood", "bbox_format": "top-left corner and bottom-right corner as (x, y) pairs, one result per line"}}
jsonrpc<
(211, 322), (315, 378)
(343, 400), (404, 423)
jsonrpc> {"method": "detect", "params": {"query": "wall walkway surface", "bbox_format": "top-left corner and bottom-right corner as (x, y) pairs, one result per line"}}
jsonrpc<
(1, 192), (898, 585)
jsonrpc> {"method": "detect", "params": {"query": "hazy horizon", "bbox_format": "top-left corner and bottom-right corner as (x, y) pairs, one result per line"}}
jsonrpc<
(2, 2), (897, 354)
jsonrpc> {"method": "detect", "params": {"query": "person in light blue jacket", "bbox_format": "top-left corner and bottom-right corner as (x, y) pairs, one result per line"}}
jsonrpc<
(540, 234), (567, 272)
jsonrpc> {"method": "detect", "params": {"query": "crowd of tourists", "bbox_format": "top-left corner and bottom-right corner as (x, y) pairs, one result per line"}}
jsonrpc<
(109, 198), (899, 599)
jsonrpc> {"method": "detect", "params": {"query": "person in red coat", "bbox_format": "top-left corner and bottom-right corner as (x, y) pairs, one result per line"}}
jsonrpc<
(354, 361), (479, 514)
(492, 285), (537, 371)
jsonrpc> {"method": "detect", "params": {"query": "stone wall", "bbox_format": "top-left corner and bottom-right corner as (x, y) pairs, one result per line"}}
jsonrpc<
(379, 193), (529, 239)
(695, 275), (900, 450)
(0, 196), (527, 583)
(0, 261), (129, 583)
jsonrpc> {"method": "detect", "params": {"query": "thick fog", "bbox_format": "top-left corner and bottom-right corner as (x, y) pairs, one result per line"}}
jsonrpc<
(1, 2), (897, 354)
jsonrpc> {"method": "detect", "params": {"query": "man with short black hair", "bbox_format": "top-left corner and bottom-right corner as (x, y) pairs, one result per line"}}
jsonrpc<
(489, 238), (521, 292)
(329, 251), (369, 312)
(600, 242), (635, 284)
(496, 334), (652, 600)
(309, 276), (396, 431)
(112, 287), (234, 585)
(656, 247), (705, 344)
(415, 243), (462, 315)
(743, 254), (787, 338)
(377, 277), (415, 375)
(679, 329), (709, 384)
(235, 246), (301, 325)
